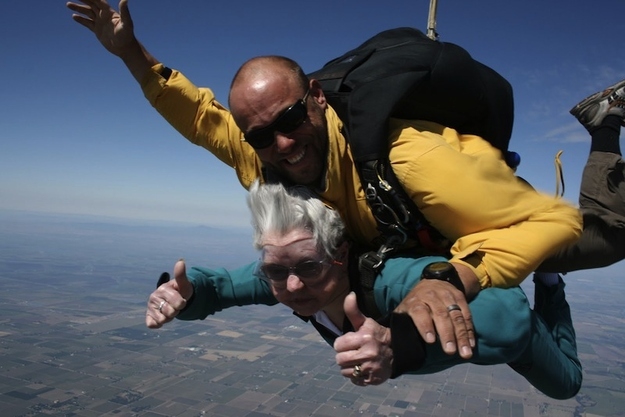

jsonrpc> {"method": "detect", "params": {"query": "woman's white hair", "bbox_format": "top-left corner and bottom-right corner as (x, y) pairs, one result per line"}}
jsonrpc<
(247, 180), (346, 258)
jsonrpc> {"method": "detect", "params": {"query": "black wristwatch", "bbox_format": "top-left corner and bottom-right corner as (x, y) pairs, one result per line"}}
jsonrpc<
(421, 261), (465, 294)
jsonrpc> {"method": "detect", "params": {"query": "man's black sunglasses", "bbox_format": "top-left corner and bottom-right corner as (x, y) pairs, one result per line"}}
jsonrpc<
(243, 90), (310, 150)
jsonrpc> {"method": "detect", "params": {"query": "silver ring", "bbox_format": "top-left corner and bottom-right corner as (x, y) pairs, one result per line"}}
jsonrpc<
(352, 364), (363, 379)
(158, 300), (166, 313)
(447, 304), (461, 313)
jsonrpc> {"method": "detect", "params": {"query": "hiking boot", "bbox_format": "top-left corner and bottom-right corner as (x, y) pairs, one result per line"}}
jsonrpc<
(570, 78), (625, 130)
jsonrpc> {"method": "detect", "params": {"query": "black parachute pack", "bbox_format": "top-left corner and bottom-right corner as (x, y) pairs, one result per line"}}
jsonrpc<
(306, 27), (516, 319)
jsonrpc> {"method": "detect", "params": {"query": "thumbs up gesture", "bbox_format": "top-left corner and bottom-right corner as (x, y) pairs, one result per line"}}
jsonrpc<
(145, 260), (194, 329)
(334, 292), (393, 385)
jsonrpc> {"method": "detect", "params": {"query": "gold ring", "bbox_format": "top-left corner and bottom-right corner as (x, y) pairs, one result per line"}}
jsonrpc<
(352, 364), (363, 379)
(158, 300), (166, 313)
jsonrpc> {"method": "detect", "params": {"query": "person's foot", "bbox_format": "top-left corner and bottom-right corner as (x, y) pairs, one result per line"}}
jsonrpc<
(570, 79), (625, 130)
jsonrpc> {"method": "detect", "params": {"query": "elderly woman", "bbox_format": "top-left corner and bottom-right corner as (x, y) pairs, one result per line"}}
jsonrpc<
(147, 181), (581, 399)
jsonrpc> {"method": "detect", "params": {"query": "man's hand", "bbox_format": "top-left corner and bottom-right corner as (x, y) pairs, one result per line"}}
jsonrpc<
(145, 260), (194, 329)
(334, 292), (393, 386)
(67, 0), (156, 81)
(67, 0), (137, 57)
(394, 277), (475, 358)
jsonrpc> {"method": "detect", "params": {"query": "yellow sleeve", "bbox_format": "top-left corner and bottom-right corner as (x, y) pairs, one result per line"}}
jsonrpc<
(388, 119), (582, 288)
(140, 64), (261, 188)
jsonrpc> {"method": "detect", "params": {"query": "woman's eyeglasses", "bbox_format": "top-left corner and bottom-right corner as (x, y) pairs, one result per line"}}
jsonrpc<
(257, 258), (342, 286)
(243, 90), (310, 150)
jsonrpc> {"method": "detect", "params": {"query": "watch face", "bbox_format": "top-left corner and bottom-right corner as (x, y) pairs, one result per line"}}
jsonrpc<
(428, 262), (452, 274)
(423, 262), (464, 293)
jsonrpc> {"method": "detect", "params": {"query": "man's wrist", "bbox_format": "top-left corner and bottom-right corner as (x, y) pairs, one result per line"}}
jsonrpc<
(421, 261), (465, 294)
(449, 262), (482, 300)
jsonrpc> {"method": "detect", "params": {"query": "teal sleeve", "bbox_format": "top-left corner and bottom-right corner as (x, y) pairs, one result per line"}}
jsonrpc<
(372, 255), (447, 314)
(373, 256), (533, 372)
(177, 261), (278, 321)
(416, 286), (532, 374)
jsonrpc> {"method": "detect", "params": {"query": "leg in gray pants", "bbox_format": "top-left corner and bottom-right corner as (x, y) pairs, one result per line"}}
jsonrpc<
(539, 81), (625, 273)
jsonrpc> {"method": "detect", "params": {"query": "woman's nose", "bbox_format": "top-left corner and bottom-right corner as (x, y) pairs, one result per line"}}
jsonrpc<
(285, 273), (305, 291)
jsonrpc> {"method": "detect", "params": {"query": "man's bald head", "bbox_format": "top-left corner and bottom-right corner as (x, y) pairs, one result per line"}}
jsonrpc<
(229, 56), (309, 115)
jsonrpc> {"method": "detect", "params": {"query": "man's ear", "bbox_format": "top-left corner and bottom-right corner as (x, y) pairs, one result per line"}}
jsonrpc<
(309, 79), (327, 108)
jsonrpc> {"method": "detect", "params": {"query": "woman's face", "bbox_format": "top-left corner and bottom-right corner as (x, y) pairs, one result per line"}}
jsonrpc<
(260, 229), (348, 317)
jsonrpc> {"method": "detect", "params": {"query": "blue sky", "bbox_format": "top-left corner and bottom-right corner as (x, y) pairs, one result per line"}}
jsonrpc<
(2, 0), (625, 229)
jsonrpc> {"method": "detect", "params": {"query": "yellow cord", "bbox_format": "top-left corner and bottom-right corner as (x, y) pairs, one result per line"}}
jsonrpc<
(554, 150), (565, 198)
